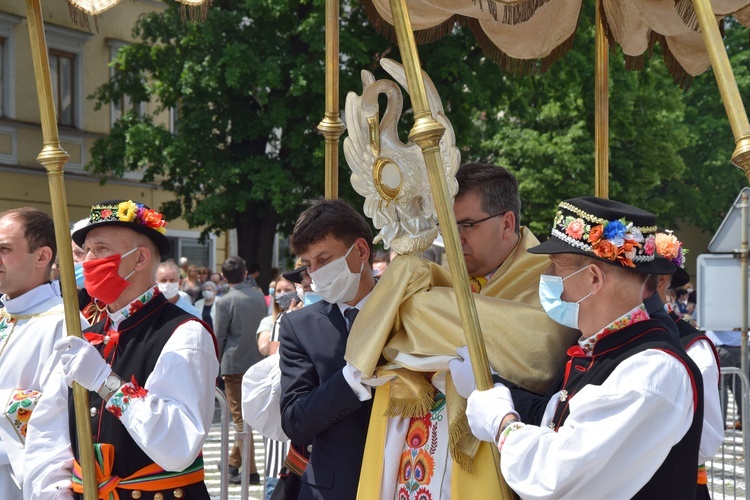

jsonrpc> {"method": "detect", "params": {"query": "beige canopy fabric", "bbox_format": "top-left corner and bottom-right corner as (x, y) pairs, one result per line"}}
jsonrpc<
(67, 0), (211, 25)
(366, 0), (750, 80)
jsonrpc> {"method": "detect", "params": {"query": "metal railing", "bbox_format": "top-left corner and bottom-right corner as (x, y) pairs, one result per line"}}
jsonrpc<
(214, 387), (231, 500)
(707, 367), (750, 499)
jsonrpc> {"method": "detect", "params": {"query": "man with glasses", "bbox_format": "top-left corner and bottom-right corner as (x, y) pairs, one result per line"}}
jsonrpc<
(348, 163), (579, 498)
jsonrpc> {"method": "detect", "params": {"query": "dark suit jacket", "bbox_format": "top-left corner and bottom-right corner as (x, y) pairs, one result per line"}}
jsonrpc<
(643, 292), (680, 341)
(278, 300), (373, 500)
(215, 283), (267, 375)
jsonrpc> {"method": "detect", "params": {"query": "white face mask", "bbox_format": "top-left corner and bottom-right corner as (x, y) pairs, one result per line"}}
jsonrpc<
(538, 265), (593, 330)
(158, 282), (180, 300)
(310, 243), (363, 304)
(202, 290), (215, 301)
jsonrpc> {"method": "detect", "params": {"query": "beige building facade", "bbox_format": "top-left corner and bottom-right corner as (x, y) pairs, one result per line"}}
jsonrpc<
(0, 2), (225, 270)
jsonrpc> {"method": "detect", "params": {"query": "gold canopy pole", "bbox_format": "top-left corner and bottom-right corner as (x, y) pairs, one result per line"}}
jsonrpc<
(594, 0), (609, 198)
(387, 0), (514, 496)
(691, 0), (750, 182)
(24, 1), (97, 498)
(318, 0), (346, 198)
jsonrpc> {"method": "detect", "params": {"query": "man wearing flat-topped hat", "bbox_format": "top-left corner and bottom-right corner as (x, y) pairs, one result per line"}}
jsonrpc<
(460, 196), (704, 499)
(24, 200), (219, 499)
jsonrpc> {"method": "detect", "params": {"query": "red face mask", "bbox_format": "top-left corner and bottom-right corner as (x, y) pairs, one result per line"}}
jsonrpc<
(83, 247), (138, 305)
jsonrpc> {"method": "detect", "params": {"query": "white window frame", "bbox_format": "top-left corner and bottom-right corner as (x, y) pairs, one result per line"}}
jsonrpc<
(0, 13), (22, 119)
(44, 24), (92, 129)
(169, 229), (217, 270)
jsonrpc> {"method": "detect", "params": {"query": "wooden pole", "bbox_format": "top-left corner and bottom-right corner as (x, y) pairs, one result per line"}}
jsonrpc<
(24, 1), (97, 497)
(387, 0), (515, 496)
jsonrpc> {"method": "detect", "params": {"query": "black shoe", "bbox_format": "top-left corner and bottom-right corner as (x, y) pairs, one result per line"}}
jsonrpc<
(249, 472), (260, 485)
(217, 463), (240, 477)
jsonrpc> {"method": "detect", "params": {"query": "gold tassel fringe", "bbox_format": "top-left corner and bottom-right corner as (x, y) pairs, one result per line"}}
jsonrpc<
(448, 413), (475, 473)
(502, 0), (554, 26)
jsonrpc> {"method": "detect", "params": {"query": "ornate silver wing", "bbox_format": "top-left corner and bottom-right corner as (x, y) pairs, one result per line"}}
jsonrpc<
(343, 58), (460, 255)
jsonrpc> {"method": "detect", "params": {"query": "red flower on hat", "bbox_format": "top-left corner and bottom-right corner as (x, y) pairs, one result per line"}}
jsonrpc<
(100, 209), (112, 218)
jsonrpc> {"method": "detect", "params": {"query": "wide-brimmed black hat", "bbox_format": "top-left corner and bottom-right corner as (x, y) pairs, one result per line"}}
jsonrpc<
(282, 265), (308, 284)
(72, 200), (170, 256)
(529, 196), (674, 274)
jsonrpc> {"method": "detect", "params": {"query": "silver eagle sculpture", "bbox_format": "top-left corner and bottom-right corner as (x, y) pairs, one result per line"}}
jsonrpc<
(343, 58), (460, 256)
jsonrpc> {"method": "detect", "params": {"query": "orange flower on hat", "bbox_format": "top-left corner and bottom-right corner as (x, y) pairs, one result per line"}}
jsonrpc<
(142, 209), (167, 234)
(588, 225), (603, 245)
(655, 233), (680, 261)
(593, 240), (618, 261)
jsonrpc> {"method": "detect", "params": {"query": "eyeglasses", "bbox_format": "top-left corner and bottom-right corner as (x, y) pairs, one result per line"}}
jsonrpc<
(438, 212), (507, 235)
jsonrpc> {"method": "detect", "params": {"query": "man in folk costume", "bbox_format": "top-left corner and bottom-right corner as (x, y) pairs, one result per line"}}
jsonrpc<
(643, 230), (723, 499)
(23, 200), (219, 499)
(464, 197), (704, 499)
(346, 163), (580, 499)
(0, 208), (89, 499)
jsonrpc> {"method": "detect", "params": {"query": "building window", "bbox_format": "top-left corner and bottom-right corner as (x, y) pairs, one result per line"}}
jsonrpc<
(49, 49), (76, 127)
(107, 40), (144, 125)
(0, 13), (22, 120)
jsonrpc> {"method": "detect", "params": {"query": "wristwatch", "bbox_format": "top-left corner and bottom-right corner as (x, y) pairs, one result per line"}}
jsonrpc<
(97, 374), (123, 401)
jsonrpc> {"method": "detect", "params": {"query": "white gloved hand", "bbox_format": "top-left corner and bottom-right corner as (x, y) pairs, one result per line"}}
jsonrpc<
(54, 336), (112, 391)
(449, 346), (498, 399)
(466, 383), (517, 443)
(449, 346), (477, 398)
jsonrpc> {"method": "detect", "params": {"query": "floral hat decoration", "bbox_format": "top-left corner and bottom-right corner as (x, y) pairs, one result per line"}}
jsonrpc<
(655, 229), (690, 288)
(528, 196), (674, 274)
(72, 200), (170, 256)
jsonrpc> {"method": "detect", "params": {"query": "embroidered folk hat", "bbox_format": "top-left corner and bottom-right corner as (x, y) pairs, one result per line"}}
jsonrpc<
(72, 200), (170, 256)
(528, 196), (674, 274)
(654, 229), (690, 289)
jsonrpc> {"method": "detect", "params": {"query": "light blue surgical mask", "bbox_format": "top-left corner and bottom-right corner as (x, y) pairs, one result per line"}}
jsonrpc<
(538, 265), (595, 330)
(74, 262), (85, 288)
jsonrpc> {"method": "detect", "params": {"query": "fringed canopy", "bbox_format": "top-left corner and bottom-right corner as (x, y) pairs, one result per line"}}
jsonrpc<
(365, 0), (750, 83)
(67, 0), (212, 29)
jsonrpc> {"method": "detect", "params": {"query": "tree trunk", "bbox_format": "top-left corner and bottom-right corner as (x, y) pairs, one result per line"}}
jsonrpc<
(233, 203), (279, 294)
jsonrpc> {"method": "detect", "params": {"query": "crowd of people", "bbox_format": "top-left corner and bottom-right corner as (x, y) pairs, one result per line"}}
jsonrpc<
(0, 162), (735, 499)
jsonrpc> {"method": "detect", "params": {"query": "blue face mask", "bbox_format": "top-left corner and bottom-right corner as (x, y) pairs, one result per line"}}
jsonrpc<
(74, 262), (85, 288)
(538, 265), (594, 330)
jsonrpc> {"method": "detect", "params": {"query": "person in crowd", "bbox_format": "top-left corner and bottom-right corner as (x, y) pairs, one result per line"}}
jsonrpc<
(0, 208), (89, 499)
(706, 329), (743, 430)
(676, 288), (690, 314)
(156, 260), (200, 317)
(215, 256), (267, 485)
(194, 280), (219, 330)
(645, 229), (723, 498)
(181, 264), (202, 304)
(246, 263), (261, 289)
(463, 196), (703, 499)
(209, 272), (227, 297)
(178, 256), (189, 279)
(349, 163), (578, 498)
(253, 274), (301, 499)
(371, 254), (389, 277)
(24, 199), (219, 499)
(71, 218), (107, 325)
(278, 199), (377, 499)
(198, 266), (210, 285)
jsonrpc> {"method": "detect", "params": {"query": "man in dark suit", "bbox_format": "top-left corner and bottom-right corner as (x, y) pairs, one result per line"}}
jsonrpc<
(278, 199), (377, 499)
(215, 255), (268, 484)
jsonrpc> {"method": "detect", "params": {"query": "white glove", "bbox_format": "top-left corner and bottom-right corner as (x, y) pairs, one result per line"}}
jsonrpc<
(466, 383), (517, 443)
(449, 346), (499, 399)
(54, 336), (112, 391)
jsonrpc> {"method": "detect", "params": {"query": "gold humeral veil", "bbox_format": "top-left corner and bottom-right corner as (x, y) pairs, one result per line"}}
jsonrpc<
(346, 227), (579, 498)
